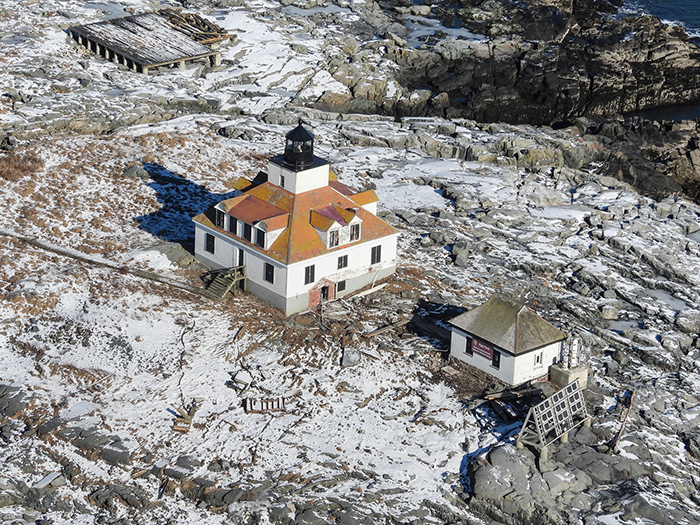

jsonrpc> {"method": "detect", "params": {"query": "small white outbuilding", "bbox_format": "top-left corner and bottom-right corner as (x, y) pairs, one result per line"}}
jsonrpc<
(448, 294), (566, 386)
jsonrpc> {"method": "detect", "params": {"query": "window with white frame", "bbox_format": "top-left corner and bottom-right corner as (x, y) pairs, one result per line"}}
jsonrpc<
(329, 230), (339, 248)
(492, 350), (501, 369)
(264, 262), (274, 283)
(215, 209), (225, 229)
(255, 229), (266, 248)
(337, 254), (348, 269)
(371, 245), (381, 265)
(350, 223), (360, 241)
(228, 217), (237, 235)
(304, 265), (315, 285)
(205, 233), (215, 253)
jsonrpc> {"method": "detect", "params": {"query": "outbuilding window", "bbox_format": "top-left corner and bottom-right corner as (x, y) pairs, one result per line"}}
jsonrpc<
(465, 337), (473, 356)
(337, 280), (346, 292)
(492, 350), (501, 370)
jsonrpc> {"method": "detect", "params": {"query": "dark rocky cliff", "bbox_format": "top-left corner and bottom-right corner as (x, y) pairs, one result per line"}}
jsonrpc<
(389, 0), (700, 124)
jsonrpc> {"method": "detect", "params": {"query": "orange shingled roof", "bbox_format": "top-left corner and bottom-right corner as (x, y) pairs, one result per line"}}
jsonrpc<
(231, 177), (255, 192)
(349, 189), (379, 206)
(310, 209), (336, 231)
(260, 214), (289, 232)
(194, 180), (397, 264)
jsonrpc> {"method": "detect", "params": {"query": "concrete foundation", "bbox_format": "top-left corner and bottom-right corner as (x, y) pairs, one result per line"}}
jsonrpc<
(549, 364), (589, 389)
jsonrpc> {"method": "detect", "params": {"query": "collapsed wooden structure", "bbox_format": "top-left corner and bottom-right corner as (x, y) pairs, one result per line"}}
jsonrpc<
(67, 10), (228, 74)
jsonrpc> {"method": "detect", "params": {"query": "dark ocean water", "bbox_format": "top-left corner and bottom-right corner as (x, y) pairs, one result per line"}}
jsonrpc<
(622, 0), (700, 38)
(621, 1), (700, 120)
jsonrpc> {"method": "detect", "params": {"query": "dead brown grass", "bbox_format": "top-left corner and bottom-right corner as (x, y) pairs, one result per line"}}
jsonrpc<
(0, 150), (44, 182)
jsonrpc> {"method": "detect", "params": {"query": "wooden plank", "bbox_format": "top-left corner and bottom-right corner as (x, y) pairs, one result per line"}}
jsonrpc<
(352, 283), (387, 299)
(364, 318), (410, 338)
(175, 407), (191, 421)
(609, 390), (635, 454)
(485, 388), (541, 401)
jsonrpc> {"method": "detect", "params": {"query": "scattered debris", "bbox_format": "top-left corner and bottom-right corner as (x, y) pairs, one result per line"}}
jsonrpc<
(171, 398), (203, 433)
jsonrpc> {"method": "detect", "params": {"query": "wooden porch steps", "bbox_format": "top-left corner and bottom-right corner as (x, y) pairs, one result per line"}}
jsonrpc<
(203, 266), (246, 301)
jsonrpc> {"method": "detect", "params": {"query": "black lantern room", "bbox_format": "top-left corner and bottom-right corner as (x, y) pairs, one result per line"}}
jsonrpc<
(284, 123), (314, 170)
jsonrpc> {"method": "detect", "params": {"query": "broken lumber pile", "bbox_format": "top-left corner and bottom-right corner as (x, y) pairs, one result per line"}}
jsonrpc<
(171, 398), (203, 433)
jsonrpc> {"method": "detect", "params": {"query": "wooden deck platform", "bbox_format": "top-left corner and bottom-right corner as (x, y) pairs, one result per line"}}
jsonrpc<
(67, 10), (227, 74)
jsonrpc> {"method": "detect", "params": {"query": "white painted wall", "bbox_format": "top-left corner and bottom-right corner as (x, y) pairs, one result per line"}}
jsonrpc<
(268, 161), (330, 194)
(511, 341), (562, 385)
(284, 234), (399, 297)
(360, 202), (377, 215)
(450, 328), (562, 386)
(450, 329), (513, 384)
(194, 223), (237, 269)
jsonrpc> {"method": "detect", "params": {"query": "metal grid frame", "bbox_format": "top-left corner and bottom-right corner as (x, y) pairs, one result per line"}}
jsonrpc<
(517, 379), (588, 449)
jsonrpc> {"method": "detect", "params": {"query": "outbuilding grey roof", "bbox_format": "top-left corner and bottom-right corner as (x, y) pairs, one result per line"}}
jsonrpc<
(449, 294), (566, 355)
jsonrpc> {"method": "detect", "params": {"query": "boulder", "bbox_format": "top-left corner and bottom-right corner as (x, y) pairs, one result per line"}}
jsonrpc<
(341, 348), (361, 367)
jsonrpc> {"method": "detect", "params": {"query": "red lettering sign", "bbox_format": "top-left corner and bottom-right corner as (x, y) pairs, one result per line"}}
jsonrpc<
(473, 339), (493, 359)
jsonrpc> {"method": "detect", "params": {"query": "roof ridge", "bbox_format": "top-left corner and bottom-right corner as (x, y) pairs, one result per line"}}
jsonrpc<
(284, 192), (299, 266)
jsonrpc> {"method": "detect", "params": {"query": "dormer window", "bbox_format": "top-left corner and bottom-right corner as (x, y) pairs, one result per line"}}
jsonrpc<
(350, 223), (360, 242)
(255, 229), (266, 248)
(329, 230), (339, 248)
(243, 223), (252, 242)
(228, 217), (237, 234)
(215, 209), (225, 229)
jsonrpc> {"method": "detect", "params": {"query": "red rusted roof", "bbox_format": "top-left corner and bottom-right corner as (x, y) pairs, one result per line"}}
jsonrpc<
(224, 194), (287, 224)
(329, 180), (356, 197)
